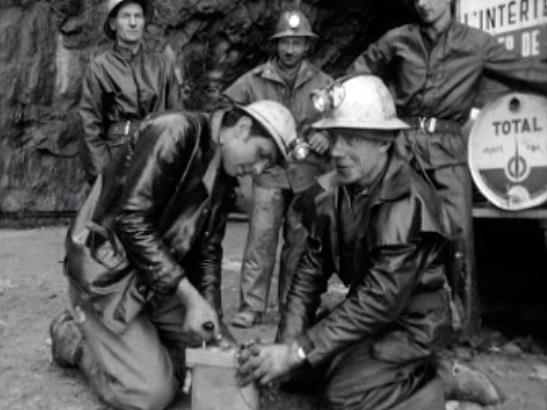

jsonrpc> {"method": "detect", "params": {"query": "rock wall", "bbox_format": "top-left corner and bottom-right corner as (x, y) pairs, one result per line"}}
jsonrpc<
(0, 0), (411, 215)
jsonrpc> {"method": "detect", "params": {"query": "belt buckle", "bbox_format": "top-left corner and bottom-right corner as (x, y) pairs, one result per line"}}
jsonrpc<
(124, 121), (131, 135)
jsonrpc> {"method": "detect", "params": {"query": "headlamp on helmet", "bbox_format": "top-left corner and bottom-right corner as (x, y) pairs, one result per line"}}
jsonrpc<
(311, 83), (346, 115)
(288, 14), (301, 29)
(288, 137), (311, 161)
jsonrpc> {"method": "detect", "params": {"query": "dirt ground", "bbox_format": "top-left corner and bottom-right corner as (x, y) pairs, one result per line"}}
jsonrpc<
(0, 222), (546, 410)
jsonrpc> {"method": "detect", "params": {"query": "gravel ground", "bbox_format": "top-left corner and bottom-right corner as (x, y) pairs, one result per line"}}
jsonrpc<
(0, 223), (546, 410)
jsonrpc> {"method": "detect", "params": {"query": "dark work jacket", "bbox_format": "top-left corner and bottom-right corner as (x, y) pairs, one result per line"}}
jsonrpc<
(79, 43), (182, 183)
(349, 20), (547, 168)
(277, 150), (453, 366)
(65, 110), (236, 334)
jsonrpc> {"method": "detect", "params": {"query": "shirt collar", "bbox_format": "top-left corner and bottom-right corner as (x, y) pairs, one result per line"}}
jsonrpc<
(419, 17), (455, 43)
(112, 42), (143, 60)
(260, 58), (316, 89)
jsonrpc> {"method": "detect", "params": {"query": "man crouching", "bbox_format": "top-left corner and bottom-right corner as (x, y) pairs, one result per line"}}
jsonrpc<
(237, 75), (453, 409)
(49, 101), (299, 410)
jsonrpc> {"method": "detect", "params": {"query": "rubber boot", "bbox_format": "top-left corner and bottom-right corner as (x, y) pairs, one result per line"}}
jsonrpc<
(436, 357), (504, 406)
(49, 308), (84, 367)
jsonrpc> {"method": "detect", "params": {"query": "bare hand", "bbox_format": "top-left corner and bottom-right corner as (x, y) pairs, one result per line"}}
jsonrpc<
(236, 342), (302, 386)
(177, 279), (222, 345)
(307, 131), (330, 154)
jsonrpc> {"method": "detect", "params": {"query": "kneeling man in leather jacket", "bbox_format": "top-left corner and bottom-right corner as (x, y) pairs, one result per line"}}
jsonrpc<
(237, 75), (453, 410)
(49, 100), (299, 410)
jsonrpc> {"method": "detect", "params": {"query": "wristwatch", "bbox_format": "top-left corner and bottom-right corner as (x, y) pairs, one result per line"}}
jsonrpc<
(296, 344), (308, 362)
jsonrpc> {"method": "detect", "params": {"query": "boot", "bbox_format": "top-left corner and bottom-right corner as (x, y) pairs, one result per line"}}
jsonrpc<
(49, 309), (84, 367)
(437, 357), (504, 406)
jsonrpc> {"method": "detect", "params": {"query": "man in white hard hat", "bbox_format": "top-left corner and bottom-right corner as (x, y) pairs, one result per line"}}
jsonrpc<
(223, 9), (333, 328)
(348, 0), (547, 337)
(49, 100), (299, 410)
(79, 0), (181, 185)
(237, 75), (504, 409)
(236, 75), (452, 409)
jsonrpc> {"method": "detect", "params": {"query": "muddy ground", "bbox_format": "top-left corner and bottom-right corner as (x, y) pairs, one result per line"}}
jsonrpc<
(0, 222), (546, 410)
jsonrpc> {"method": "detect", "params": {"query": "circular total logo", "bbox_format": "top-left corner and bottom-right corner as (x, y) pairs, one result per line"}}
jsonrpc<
(468, 93), (547, 211)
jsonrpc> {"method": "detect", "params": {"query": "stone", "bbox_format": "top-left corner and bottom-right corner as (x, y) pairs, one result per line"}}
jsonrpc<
(501, 341), (523, 357)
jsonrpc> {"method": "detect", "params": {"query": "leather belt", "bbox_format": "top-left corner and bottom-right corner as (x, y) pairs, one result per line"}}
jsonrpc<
(404, 116), (461, 134)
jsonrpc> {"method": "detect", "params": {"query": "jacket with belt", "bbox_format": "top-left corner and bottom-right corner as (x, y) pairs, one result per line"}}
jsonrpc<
(277, 150), (453, 366)
(349, 20), (547, 168)
(65, 110), (236, 334)
(223, 59), (332, 192)
(79, 43), (182, 182)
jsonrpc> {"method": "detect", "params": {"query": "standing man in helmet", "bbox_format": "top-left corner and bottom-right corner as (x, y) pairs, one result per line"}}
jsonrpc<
(50, 100), (300, 410)
(79, 0), (182, 185)
(223, 10), (332, 327)
(236, 75), (452, 410)
(348, 0), (547, 336)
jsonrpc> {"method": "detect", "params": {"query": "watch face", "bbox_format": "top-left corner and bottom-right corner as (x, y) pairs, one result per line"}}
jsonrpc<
(297, 346), (307, 361)
(468, 93), (547, 210)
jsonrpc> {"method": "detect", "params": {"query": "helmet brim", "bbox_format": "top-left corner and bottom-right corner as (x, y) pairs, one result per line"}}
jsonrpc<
(270, 32), (318, 40)
(312, 117), (410, 131)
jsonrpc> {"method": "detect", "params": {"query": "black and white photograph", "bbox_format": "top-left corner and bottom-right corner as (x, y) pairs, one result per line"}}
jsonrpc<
(1, 0), (547, 409)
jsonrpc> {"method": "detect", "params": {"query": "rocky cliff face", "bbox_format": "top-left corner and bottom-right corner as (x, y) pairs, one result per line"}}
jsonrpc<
(0, 0), (410, 215)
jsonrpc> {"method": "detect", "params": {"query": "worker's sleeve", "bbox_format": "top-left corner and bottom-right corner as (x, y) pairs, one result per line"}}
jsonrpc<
(79, 62), (108, 184)
(347, 30), (396, 76)
(222, 72), (253, 105)
(114, 113), (193, 294)
(482, 33), (547, 94)
(300, 240), (429, 366)
(276, 210), (330, 343)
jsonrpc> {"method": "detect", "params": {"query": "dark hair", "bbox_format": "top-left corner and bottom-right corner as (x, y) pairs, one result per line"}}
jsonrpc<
(221, 106), (270, 138)
(111, 0), (148, 19)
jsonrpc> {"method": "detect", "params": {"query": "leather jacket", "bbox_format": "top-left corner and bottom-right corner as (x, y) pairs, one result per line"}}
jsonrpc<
(277, 149), (453, 366)
(79, 43), (182, 183)
(65, 110), (236, 334)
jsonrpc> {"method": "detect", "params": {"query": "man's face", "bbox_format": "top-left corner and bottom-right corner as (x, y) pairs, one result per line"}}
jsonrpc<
(329, 129), (390, 187)
(277, 37), (309, 68)
(414, 0), (452, 25)
(221, 117), (280, 177)
(111, 2), (145, 45)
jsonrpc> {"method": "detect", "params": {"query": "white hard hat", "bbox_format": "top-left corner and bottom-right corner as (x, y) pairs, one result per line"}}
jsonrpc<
(311, 75), (409, 131)
(236, 100), (298, 161)
(270, 10), (318, 40)
(103, 0), (151, 40)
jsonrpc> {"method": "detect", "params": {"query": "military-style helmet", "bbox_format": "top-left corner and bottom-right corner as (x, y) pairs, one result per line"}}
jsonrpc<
(311, 75), (409, 131)
(270, 10), (318, 40)
(236, 100), (298, 161)
(103, 0), (152, 40)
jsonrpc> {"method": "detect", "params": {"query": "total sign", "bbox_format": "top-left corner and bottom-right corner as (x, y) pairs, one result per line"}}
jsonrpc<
(468, 93), (547, 210)
(459, 0), (547, 58)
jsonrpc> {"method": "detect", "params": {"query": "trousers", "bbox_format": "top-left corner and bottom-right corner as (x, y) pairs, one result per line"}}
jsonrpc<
(425, 164), (479, 336)
(287, 341), (443, 410)
(238, 183), (308, 313)
(65, 285), (189, 410)
(397, 128), (479, 336)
